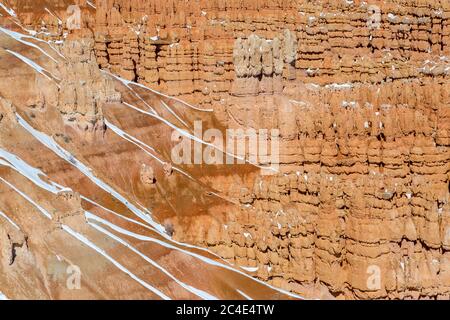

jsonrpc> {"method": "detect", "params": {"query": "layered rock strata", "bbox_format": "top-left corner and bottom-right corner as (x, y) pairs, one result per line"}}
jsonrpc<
(1, 0), (449, 299)
(58, 33), (121, 133)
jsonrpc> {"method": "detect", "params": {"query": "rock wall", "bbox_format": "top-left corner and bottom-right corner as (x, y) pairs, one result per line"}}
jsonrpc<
(3, 0), (450, 299)
(231, 30), (297, 95)
(7, 1), (450, 101)
(58, 31), (121, 133)
(203, 79), (450, 299)
(88, 0), (450, 104)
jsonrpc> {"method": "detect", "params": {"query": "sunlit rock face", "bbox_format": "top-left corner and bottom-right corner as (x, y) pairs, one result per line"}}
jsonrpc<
(58, 35), (121, 133)
(0, 0), (449, 300)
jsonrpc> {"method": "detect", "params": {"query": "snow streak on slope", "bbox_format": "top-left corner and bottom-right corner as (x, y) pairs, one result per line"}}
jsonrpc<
(87, 213), (219, 300)
(236, 289), (253, 300)
(0, 147), (223, 299)
(0, 2), (16, 17)
(86, 1), (96, 9)
(0, 164), (180, 298)
(160, 100), (189, 128)
(0, 140), (302, 299)
(119, 100), (277, 175)
(122, 101), (210, 147)
(105, 118), (238, 205)
(104, 119), (163, 165)
(0, 291), (8, 300)
(0, 147), (64, 194)
(104, 70), (213, 112)
(0, 209), (20, 230)
(44, 8), (62, 25)
(0, 24), (302, 298)
(88, 213), (304, 299)
(5, 49), (58, 84)
(104, 72), (282, 178)
(15, 113), (166, 234)
(240, 266), (259, 272)
(0, 26), (59, 62)
(0, 146), (143, 232)
(81, 195), (153, 231)
(61, 224), (171, 300)
(0, 138), (211, 256)
(0, 176), (52, 219)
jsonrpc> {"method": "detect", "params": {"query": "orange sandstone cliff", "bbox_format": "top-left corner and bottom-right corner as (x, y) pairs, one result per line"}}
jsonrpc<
(0, 0), (449, 299)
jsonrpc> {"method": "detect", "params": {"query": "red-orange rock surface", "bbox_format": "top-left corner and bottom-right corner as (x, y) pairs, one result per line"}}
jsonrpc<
(0, 0), (449, 300)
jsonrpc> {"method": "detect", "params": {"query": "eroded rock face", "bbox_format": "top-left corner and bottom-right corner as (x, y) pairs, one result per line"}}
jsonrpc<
(140, 164), (156, 185)
(0, 224), (28, 267)
(0, 97), (16, 128)
(10, 1), (450, 101)
(1, 0), (450, 300)
(86, 0), (450, 105)
(201, 79), (450, 299)
(57, 34), (121, 132)
(231, 30), (296, 95)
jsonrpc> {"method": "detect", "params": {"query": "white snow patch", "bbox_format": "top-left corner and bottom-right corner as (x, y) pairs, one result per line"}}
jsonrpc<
(121, 102), (274, 174)
(87, 214), (218, 300)
(87, 213), (304, 299)
(240, 266), (259, 272)
(0, 210), (20, 230)
(44, 8), (62, 24)
(325, 82), (353, 90)
(160, 100), (188, 127)
(86, 1), (96, 9)
(0, 2), (16, 17)
(5, 49), (57, 84)
(0, 26), (58, 62)
(62, 224), (171, 300)
(104, 70), (213, 112)
(16, 113), (165, 233)
(0, 176), (52, 219)
(236, 289), (253, 300)
(0, 147), (61, 194)
(58, 187), (73, 194)
(342, 101), (358, 108)
(105, 119), (195, 182)
(387, 13), (397, 23)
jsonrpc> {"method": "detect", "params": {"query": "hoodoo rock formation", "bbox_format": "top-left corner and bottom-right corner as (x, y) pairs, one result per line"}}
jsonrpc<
(58, 35), (121, 133)
(0, 0), (449, 300)
(232, 30), (297, 95)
